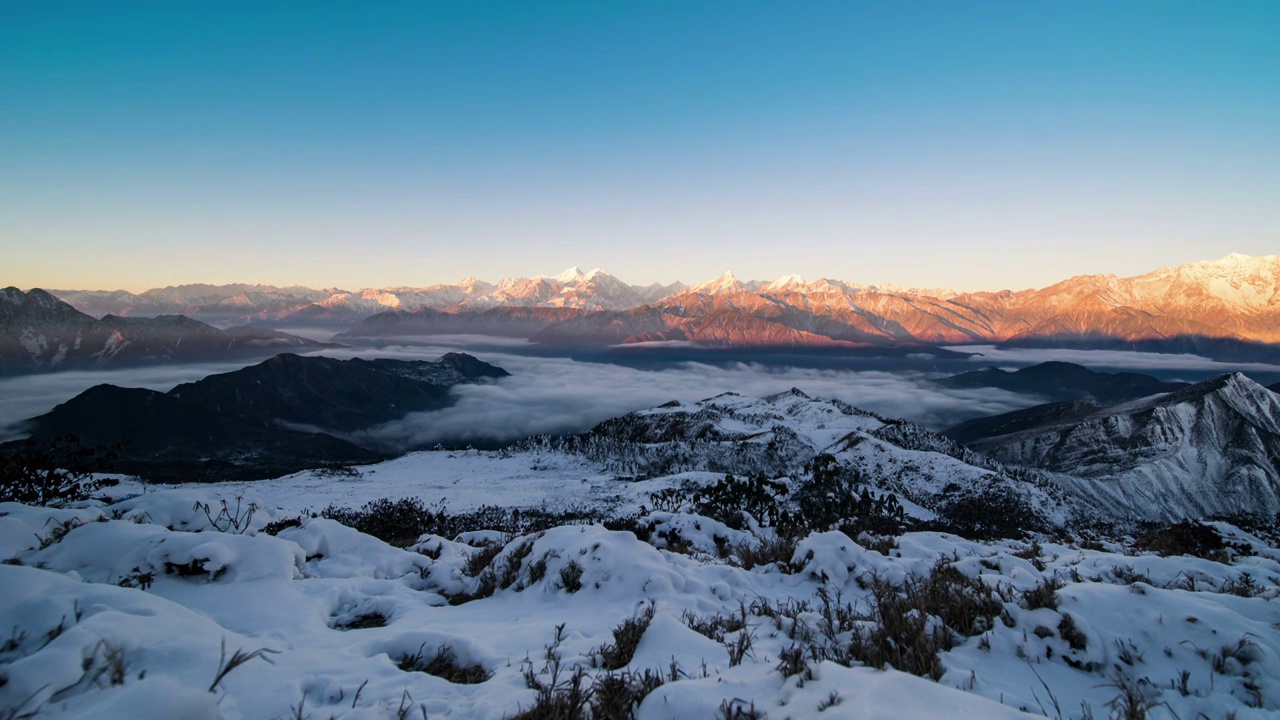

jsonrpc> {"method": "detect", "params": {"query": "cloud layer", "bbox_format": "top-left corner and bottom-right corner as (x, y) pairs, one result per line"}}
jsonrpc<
(14, 341), (1273, 451)
(338, 344), (1042, 450)
(948, 345), (1280, 375)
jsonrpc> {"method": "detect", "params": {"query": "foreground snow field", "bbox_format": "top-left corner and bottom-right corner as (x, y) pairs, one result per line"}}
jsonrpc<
(1, 487), (1278, 720)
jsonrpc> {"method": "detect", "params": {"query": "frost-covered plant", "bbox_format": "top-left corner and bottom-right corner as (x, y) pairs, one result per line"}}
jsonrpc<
(194, 496), (257, 534)
(1057, 613), (1088, 652)
(516, 625), (590, 720)
(776, 643), (810, 679)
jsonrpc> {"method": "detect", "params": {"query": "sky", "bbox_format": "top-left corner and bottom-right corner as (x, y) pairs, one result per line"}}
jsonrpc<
(2, 1), (1278, 293)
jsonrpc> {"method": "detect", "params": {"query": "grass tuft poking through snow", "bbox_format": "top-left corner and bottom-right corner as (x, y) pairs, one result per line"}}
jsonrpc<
(397, 644), (490, 685)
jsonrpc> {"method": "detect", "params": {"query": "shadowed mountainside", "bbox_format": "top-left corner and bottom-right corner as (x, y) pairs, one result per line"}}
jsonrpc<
(5, 352), (509, 481)
(0, 287), (337, 376)
(936, 361), (1189, 403)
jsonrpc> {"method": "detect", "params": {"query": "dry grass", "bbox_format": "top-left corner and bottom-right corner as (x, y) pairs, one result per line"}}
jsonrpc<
(398, 643), (490, 684)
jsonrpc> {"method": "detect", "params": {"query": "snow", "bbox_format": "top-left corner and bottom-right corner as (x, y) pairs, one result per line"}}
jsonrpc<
(2, 485), (1278, 719)
(4, 387), (1280, 717)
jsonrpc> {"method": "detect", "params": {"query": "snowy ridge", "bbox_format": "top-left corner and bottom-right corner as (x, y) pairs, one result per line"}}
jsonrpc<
(972, 373), (1280, 521)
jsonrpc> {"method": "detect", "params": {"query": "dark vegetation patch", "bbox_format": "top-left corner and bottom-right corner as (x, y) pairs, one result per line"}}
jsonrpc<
(1136, 520), (1231, 561)
(164, 559), (224, 581)
(260, 516), (303, 536)
(331, 611), (388, 631)
(559, 561), (584, 593)
(793, 562), (1008, 680)
(321, 498), (608, 547)
(398, 643), (489, 684)
(1021, 576), (1063, 611)
(594, 601), (656, 671)
(0, 435), (119, 506)
(925, 482), (1043, 540)
(515, 624), (673, 720)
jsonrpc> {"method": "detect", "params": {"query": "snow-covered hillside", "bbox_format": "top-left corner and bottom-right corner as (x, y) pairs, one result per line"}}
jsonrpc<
(971, 374), (1280, 521)
(1, 489), (1277, 719)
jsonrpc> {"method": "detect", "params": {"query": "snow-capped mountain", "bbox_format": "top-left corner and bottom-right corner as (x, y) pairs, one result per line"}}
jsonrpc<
(44, 254), (1280, 360)
(336, 253), (1280, 359)
(50, 268), (688, 327)
(0, 287), (333, 376)
(961, 373), (1280, 522)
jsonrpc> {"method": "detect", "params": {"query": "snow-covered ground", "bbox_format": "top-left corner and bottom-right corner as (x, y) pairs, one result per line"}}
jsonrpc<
(2, 485), (1278, 719)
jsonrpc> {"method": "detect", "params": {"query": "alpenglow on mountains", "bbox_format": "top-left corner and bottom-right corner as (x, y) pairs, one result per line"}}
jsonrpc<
(43, 253), (1280, 358)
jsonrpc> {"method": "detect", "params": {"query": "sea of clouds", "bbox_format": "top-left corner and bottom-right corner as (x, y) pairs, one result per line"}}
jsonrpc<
(4, 339), (1277, 449)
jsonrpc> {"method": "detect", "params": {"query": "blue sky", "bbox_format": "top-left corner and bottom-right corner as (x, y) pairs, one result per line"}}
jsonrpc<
(3, 1), (1277, 292)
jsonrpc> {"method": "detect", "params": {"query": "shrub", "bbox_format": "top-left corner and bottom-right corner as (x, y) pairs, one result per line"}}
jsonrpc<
(730, 535), (799, 571)
(321, 498), (612, 547)
(837, 562), (1005, 679)
(1136, 521), (1228, 561)
(590, 668), (666, 719)
(559, 561), (584, 593)
(790, 455), (907, 535)
(689, 474), (789, 529)
(931, 483), (1041, 540)
(0, 436), (119, 507)
(260, 516), (303, 536)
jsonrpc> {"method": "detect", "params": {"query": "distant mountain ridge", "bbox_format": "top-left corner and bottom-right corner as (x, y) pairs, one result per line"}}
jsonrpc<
(0, 287), (335, 376)
(40, 253), (1280, 360)
(7, 352), (510, 481)
(937, 361), (1189, 404)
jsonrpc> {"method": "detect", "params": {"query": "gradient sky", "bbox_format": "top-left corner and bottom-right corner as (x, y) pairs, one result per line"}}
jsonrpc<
(3, 1), (1278, 292)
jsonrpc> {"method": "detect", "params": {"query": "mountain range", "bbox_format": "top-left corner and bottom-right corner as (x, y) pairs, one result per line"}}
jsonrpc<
(25, 253), (1280, 359)
(7, 352), (509, 481)
(0, 287), (336, 376)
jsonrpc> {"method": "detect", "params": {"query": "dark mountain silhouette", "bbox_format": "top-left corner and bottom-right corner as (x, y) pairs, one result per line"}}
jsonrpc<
(937, 361), (1188, 403)
(7, 352), (509, 481)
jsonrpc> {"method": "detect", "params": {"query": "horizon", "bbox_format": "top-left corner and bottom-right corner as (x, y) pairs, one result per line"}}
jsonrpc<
(18, 250), (1279, 296)
(4, 2), (1278, 292)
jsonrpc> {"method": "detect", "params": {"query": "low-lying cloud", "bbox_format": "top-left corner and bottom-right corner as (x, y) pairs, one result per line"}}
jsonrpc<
(336, 344), (1041, 450)
(16, 341), (1255, 452)
(948, 345), (1280, 375)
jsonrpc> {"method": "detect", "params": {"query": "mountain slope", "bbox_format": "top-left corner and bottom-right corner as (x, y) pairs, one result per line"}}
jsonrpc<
(959, 373), (1280, 521)
(8, 352), (510, 480)
(0, 287), (333, 376)
(539, 388), (1068, 530)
